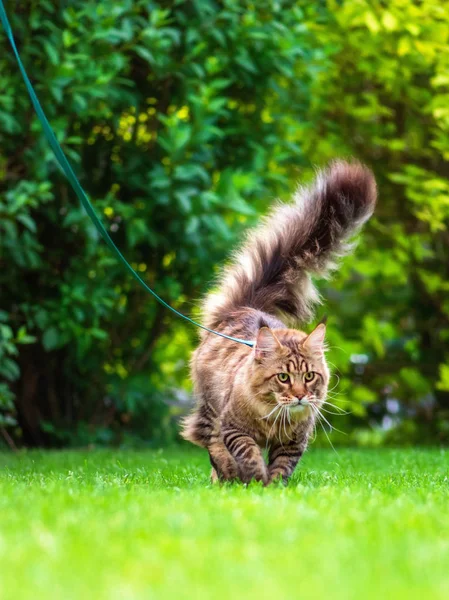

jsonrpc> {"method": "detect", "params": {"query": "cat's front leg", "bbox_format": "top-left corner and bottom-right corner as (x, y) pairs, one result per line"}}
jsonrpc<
(222, 423), (267, 484)
(267, 442), (304, 484)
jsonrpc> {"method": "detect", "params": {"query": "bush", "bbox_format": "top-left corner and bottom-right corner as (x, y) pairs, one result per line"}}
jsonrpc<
(294, 0), (449, 442)
(2, 0), (449, 447)
(0, 0), (317, 445)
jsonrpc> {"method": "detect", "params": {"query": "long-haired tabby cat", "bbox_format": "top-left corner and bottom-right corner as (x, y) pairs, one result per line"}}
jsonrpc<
(182, 161), (376, 484)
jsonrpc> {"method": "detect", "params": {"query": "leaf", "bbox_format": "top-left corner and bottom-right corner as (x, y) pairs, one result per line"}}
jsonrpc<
(17, 326), (36, 345)
(42, 327), (60, 351)
(127, 218), (148, 248)
(174, 190), (192, 213)
(42, 40), (60, 66)
(173, 126), (191, 151)
(34, 310), (49, 330)
(437, 365), (449, 392)
(173, 164), (210, 184)
(0, 325), (13, 341)
(0, 415), (17, 427)
(382, 11), (398, 32)
(364, 12), (380, 34)
(135, 46), (155, 65)
(17, 214), (37, 232)
(235, 53), (257, 74)
(0, 358), (20, 382)
(89, 328), (108, 340)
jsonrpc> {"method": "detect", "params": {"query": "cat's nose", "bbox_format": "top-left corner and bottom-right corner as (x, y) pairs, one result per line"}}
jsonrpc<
(297, 397), (309, 406)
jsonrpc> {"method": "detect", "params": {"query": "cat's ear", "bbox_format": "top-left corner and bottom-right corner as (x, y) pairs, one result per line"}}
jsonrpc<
(254, 327), (282, 361)
(302, 323), (326, 357)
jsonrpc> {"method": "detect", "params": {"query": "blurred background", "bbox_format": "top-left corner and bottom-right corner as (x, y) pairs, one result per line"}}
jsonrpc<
(1, 0), (448, 449)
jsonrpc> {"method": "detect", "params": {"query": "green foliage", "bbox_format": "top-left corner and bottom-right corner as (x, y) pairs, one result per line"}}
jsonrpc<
(2, 0), (449, 445)
(0, 0), (316, 444)
(0, 309), (35, 428)
(292, 0), (449, 439)
(1, 448), (449, 599)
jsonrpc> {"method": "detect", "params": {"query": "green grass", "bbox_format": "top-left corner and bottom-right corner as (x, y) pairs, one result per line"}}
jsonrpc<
(1, 447), (449, 600)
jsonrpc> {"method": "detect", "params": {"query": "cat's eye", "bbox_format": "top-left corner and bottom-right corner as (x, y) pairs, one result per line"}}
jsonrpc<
(304, 371), (315, 382)
(277, 372), (290, 384)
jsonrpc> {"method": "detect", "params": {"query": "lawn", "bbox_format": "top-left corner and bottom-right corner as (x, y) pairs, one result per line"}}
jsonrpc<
(1, 447), (448, 600)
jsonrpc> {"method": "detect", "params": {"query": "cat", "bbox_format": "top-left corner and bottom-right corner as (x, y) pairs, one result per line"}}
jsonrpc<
(181, 160), (376, 484)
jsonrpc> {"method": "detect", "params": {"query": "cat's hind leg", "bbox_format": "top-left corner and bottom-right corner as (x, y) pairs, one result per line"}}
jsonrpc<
(181, 399), (219, 447)
(182, 403), (239, 481)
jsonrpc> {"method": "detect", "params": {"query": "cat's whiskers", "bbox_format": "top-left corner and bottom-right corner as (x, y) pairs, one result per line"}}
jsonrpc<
(311, 401), (348, 436)
(282, 407), (294, 442)
(327, 376), (341, 393)
(319, 399), (352, 416)
(309, 403), (339, 455)
(326, 360), (341, 372)
(259, 403), (282, 421)
(320, 406), (349, 416)
(268, 404), (284, 441)
(281, 408), (286, 441)
(325, 346), (348, 356)
(324, 392), (345, 401)
(309, 396), (346, 442)
(279, 408), (287, 446)
(310, 417), (318, 443)
(284, 406), (292, 442)
(324, 387), (351, 402)
(312, 396), (352, 416)
(323, 399), (351, 413)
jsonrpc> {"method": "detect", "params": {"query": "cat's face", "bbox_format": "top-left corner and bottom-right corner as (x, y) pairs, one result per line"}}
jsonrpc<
(249, 325), (329, 420)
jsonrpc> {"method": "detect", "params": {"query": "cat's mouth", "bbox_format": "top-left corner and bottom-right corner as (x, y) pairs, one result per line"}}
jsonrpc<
(260, 396), (313, 421)
(288, 397), (312, 414)
(289, 396), (309, 406)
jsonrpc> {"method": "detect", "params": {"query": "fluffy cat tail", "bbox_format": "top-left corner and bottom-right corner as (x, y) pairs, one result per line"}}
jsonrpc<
(202, 160), (377, 328)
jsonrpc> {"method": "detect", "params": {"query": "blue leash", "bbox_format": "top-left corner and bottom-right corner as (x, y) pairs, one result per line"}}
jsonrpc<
(0, 1), (254, 348)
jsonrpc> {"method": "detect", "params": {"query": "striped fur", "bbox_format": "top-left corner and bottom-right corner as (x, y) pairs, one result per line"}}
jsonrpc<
(182, 161), (376, 485)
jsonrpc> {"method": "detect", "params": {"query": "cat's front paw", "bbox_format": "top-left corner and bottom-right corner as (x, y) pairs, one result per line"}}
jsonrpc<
(266, 469), (288, 486)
